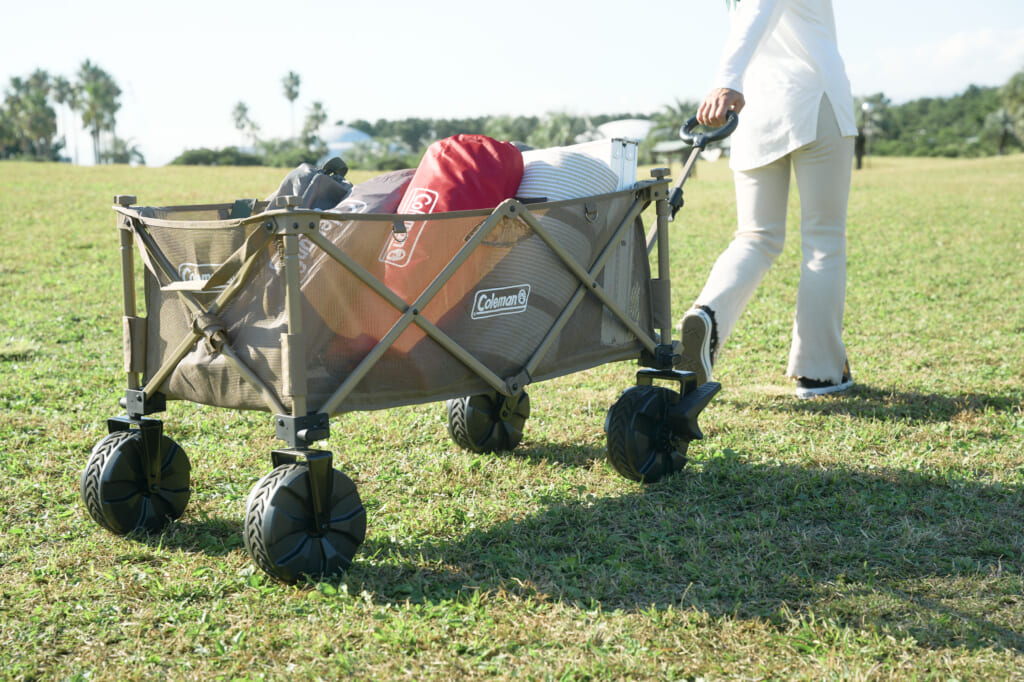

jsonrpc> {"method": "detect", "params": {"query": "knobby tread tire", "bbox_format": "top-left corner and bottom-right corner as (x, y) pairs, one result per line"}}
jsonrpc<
(605, 385), (688, 484)
(605, 388), (648, 482)
(81, 431), (135, 533)
(243, 465), (295, 581)
(446, 391), (530, 454)
(447, 397), (473, 451)
(243, 463), (366, 584)
(80, 429), (191, 534)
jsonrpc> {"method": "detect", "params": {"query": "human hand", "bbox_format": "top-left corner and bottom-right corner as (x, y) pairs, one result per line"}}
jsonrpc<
(697, 88), (745, 127)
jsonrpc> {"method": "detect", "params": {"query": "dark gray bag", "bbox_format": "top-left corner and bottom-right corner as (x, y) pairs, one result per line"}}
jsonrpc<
(265, 157), (354, 210)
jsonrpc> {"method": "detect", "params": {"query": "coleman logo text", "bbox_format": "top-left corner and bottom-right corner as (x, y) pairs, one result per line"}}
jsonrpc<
(179, 263), (219, 282)
(471, 285), (531, 320)
(178, 263), (232, 291)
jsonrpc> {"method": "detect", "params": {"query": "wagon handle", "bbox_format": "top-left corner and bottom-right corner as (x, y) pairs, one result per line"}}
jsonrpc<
(668, 111), (739, 219)
(679, 110), (739, 150)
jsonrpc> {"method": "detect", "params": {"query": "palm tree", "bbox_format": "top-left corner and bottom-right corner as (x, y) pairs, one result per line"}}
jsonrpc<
(1000, 69), (1024, 133)
(3, 76), (29, 156)
(76, 60), (121, 164)
(102, 136), (145, 165)
(232, 101), (248, 144)
(3, 71), (59, 159)
(25, 70), (57, 160)
(647, 98), (703, 172)
(282, 71), (300, 138)
(0, 108), (15, 158)
(483, 115), (537, 144)
(526, 112), (579, 149)
(302, 101), (328, 159)
(650, 98), (699, 141)
(52, 75), (77, 163)
(302, 101), (327, 138)
(232, 101), (260, 148)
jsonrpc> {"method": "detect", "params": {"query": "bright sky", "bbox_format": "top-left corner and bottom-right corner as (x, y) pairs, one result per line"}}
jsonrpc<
(3, 0), (1023, 166)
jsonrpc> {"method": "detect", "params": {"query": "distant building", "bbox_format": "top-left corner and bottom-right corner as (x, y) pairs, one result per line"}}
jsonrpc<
(322, 124), (373, 158)
(574, 118), (655, 144)
(595, 119), (655, 142)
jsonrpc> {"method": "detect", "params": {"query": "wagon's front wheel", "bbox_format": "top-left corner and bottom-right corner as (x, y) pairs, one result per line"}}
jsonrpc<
(80, 429), (191, 534)
(446, 390), (530, 453)
(605, 385), (688, 483)
(244, 463), (366, 584)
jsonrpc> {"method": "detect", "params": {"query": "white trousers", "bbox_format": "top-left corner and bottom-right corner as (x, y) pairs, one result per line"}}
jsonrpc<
(696, 96), (854, 383)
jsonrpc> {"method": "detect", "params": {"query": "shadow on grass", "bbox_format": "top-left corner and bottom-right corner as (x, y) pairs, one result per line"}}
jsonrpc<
(750, 383), (1023, 423)
(506, 442), (603, 470)
(134, 514), (244, 556)
(350, 449), (1024, 652)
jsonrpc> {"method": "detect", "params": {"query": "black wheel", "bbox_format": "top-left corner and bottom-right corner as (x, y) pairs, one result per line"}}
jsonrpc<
(80, 429), (191, 534)
(244, 463), (366, 584)
(605, 385), (688, 483)
(446, 390), (530, 453)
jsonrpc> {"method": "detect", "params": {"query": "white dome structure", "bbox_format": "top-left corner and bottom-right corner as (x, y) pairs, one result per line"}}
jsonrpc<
(595, 119), (654, 142)
(322, 124), (373, 157)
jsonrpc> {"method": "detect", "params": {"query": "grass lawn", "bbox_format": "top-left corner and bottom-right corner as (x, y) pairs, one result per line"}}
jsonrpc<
(0, 155), (1022, 680)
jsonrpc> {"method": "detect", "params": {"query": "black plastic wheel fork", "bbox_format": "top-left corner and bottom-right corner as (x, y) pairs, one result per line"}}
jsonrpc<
(635, 368), (722, 442)
(271, 448), (335, 536)
(107, 415), (165, 494)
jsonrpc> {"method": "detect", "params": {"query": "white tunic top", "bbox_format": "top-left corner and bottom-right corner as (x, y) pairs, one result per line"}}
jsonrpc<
(713, 0), (857, 171)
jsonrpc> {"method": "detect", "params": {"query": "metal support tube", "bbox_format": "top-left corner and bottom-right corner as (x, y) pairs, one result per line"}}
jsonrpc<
(655, 195), (674, 345)
(118, 220), (137, 320)
(117, 212), (140, 390)
(281, 230), (307, 418)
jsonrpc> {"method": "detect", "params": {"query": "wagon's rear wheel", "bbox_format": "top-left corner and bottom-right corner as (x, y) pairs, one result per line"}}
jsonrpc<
(446, 390), (530, 453)
(244, 463), (366, 584)
(605, 385), (688, 483)
(80, 430), (191, 534)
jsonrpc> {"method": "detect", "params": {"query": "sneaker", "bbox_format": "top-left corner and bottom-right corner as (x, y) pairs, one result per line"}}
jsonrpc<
(678, 307), (715, 385)
(795, 360), (853, 399)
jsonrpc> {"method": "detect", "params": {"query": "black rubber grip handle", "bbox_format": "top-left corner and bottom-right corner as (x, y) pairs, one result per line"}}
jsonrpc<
(679, 111), (739, 150)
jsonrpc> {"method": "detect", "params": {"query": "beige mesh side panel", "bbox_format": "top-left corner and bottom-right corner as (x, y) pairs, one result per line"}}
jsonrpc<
(140, 210), (287, 412)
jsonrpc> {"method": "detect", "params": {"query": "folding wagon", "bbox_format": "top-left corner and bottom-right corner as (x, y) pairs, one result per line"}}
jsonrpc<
(80, 121), (734, 583)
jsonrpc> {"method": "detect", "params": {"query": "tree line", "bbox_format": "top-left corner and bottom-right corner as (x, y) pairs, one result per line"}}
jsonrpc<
(187, 67), (1024, 170)
(3, 63), (1022, 168)
(0, 61), (140, 164)
(856, 72), (1024, 159)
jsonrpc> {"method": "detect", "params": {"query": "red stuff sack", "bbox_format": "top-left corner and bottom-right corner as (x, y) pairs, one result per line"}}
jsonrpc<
(382, 134), (523, 299)
(380, 134), (524, 352)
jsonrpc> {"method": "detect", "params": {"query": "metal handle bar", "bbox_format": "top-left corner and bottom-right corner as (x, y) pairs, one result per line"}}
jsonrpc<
(679, 111), (739, 150)
(665, 111), (739, 220)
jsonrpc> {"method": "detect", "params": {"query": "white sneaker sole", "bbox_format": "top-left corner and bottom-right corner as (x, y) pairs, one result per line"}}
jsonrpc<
(795, 378), (854, 400)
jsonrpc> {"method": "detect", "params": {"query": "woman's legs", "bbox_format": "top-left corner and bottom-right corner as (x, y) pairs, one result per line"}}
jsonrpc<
(681, 97), (854, 389)
(693, 153), (791, 352)
(787, 97), (854, 383)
